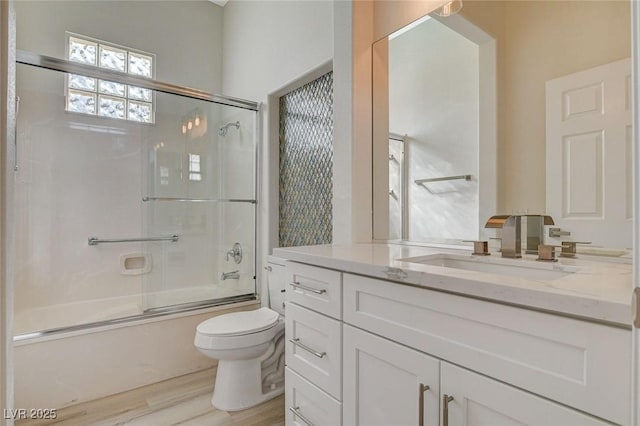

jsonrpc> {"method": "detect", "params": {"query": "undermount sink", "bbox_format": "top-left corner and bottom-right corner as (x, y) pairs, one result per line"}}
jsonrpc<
(399, 253), (579, 281)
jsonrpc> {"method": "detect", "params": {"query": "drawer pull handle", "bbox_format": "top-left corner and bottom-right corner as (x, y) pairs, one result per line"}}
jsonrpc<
(443, 394), (454, 426)
(290, 282), (326, 295)
(289, 406), (315, 426)
(419, 383), (430, 426)
(289, 338), (327, 358)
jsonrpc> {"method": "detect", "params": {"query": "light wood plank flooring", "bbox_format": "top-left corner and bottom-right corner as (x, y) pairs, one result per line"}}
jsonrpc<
(16, 367), (285, 426)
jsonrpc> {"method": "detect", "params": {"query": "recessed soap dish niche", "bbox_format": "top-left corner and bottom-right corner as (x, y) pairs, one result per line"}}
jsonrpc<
(120, 253), (152, 275)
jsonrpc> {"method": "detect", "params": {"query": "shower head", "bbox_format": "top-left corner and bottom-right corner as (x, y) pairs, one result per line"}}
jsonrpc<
(218, 121), (240, 136)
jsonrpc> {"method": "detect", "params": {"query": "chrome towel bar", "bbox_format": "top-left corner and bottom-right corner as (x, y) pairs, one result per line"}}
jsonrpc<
(88, 235), (179, 246)
(414, 174), (472, 185)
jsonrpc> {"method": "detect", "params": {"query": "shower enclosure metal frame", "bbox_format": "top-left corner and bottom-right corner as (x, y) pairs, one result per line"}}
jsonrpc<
(11, 49), (261, 341)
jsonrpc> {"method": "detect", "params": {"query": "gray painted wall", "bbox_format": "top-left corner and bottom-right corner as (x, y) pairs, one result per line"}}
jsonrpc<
(16, 0), (223, 93)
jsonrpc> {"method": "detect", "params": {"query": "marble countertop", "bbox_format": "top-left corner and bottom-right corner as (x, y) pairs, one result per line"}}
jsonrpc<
(273, 243), (633, 327)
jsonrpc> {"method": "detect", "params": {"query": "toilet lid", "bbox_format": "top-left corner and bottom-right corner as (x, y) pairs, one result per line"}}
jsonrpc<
(197, 307), (280, 336)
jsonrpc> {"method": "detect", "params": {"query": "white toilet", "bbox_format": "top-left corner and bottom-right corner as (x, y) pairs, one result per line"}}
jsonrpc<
(194, 257), (286, 411)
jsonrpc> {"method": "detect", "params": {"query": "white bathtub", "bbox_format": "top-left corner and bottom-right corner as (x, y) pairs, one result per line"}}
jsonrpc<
(13, 298), (260, 410)
(14, 284), (254, 336)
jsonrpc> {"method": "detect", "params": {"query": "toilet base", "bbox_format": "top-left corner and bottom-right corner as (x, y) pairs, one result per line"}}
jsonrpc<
(211, 358), (284, 411)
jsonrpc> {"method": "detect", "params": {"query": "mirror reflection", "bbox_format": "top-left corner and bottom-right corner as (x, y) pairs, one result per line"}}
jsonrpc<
(372, 0), (632, 250)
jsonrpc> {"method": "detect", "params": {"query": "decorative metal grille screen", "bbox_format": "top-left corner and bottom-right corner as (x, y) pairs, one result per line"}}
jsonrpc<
(279, 72), (333, 247)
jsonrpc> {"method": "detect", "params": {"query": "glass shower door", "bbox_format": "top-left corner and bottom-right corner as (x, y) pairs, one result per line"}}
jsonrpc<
(141, 94), (257, 311)
(13, 50), (258, 337)
(13, 63), (147, 335)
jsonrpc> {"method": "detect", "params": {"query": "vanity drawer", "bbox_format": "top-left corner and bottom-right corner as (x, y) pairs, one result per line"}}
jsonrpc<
(286, 261), (342, 319)
(343, 273), (631, 425)
(286, 302), (342, 400)
(285, 367), (341, 426)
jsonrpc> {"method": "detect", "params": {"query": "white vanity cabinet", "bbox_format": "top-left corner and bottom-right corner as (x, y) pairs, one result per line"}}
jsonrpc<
(343, 273), (630, 425)
(285, 262), (343, 426)
(343, 324), (611, 426)
(284, 261), (631, 426)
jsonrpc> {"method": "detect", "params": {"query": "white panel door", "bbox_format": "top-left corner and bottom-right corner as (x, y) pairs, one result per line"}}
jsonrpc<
(546, 58), (632, 248)
(442, 363), (612, 426)
(343, 324), (440, 426)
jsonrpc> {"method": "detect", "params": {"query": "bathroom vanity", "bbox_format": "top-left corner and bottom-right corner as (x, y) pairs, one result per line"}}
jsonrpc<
(275, 243), (632, 426)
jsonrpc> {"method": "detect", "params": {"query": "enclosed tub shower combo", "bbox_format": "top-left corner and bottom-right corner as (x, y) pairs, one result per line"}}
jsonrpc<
(13, 48), (259, 339)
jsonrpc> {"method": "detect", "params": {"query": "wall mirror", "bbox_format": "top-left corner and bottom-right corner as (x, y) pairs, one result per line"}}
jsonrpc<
(372, 0), (632, 251)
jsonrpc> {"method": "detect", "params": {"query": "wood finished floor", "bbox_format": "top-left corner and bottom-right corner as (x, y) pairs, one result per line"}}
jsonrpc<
(16, 367), (285, 426)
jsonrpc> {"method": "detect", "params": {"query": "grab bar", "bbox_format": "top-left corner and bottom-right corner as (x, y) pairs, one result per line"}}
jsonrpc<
(414, 174), (472, 185)
(143, 197), (256, 204)
(88, 235), (179, 246)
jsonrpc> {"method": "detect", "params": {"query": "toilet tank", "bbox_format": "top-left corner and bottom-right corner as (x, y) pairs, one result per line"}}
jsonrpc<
(266, 256), (287, 315)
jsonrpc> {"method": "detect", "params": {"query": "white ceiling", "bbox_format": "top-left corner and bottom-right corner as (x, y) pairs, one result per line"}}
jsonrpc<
(208, 0), (229, 7)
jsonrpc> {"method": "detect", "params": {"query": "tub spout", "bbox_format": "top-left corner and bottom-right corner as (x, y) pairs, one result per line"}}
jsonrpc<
(221, 270), (240, 280)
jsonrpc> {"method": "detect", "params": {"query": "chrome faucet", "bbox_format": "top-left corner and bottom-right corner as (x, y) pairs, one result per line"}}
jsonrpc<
(524, 215), (555, 254)
(221, 270), (240, 280)
(485, 215), (521, 258)
(500, 216), (522, 258)
(485, 214), (555, 258)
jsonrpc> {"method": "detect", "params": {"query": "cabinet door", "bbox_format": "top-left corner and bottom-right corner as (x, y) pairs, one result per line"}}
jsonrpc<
(343, 325), (439, 426)
(441, 363), (611, 426)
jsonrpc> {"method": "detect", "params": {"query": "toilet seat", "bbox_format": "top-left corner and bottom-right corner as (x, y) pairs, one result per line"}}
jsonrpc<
(196, 307), (279, 337)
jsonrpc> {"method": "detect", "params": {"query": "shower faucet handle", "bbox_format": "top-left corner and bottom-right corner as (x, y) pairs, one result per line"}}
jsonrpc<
(226, 242), (243, 264)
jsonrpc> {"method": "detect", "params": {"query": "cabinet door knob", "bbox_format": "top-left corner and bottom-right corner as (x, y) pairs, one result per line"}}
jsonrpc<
(419, 383), (430, 426)
(443, 394), (454, 426)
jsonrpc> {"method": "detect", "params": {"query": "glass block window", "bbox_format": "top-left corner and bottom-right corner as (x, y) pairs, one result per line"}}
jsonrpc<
(66, 33), (155, 123)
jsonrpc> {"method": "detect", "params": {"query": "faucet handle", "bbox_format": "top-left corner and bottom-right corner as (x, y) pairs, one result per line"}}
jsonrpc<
(537, 244), (561, 262)
(549, 227), (571, 238)
(559, 241), (591, 258)
(463, 240), (490, 256)
(225, 242), (243, 264)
